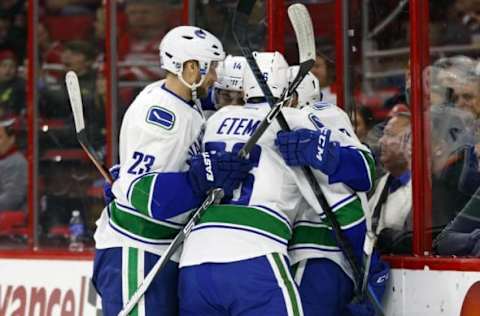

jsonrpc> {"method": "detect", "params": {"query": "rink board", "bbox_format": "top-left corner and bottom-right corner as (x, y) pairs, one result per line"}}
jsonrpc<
(0, 258), (480, 315)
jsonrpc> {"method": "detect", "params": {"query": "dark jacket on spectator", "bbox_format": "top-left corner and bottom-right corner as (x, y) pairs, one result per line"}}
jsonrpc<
(0, 146), (27, 211)
(0, 77), (25, 116)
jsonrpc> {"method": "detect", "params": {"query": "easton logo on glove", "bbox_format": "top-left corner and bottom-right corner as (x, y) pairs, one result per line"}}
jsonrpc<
(202, 152), (214, 182)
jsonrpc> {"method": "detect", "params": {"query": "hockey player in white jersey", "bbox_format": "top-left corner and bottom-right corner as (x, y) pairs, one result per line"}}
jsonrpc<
(201, 55), (247, 118)
(214, 55), (247, 107)
(92, 26), (254, 316)
(287, 65), (321, 108)
(178, 51), (379, 316)
(178, 51), (305, 316)
(278, 75), (390, 315)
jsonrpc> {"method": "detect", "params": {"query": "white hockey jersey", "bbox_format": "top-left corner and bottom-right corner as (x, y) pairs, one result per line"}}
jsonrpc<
(180, 101), (373, 268)
(94, 80), (205, 256)
(289, 101), (374, 281)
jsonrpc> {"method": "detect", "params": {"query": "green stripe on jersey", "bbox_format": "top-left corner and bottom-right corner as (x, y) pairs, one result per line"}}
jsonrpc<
(290, 225), (336, 248)
(198, 205), (291, 241)
(326, 198), (364, 228)
(110, 202), (180, 241)
(360, 150), (376, 185)
(130, 174), (155, 217)
(127, 247), (139, 316)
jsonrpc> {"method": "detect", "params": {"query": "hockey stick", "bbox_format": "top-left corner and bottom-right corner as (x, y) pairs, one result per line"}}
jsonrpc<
(118, 61), (309, 316)
(233, 1), (385, 315)
(361, 174), (393, 296)
(65, 71), (113, 184)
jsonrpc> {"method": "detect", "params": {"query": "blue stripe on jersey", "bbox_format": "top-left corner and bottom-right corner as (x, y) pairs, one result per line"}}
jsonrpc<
(192, 224), (289, 246)
(331, 193), (356, 210)
(150, 172), (201, 220)
(329, 147), (372, 191)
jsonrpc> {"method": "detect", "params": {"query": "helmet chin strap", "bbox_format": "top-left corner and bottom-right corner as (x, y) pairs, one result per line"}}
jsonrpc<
(177, 62), (211, 102)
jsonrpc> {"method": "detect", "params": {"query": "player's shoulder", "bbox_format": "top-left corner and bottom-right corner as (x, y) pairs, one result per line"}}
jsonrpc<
(126, 80), (196, 134)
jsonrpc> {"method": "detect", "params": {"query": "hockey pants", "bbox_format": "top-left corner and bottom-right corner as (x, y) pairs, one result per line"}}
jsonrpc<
(179, 253), (304, 316)
(92, 247), (178, 316)
(293, 258), (354, 316)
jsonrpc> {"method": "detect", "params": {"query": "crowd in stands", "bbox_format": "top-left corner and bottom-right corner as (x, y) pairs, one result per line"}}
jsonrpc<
(0, 0), (479, 259)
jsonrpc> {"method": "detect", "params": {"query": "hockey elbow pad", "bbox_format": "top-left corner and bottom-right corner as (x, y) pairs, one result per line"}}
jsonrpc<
(188, 151), (254, 197)
(276, 128), (340, 175)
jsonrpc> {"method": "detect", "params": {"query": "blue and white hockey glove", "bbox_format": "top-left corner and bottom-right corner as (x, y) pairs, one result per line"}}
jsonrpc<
(275, 128), (340, 175)
(103, 164), (120, 205)
(188, 151), (254, 197)
(345, 258), (390, 316)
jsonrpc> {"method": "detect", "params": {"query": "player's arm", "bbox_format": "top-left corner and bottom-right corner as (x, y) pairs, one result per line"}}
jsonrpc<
(127, 151), (252, 221)
(275, 118), (375, 192)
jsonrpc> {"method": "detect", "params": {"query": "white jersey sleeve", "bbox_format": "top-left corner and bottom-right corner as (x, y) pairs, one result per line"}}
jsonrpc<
(94, 80), (205, 256)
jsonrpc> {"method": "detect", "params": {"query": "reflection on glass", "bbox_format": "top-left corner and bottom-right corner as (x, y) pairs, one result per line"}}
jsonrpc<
(0, 1), (28, 249)
(37, 2), (105, 250)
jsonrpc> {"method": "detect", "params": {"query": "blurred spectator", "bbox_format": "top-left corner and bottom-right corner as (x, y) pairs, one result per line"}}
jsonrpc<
(353, 105), (376, 143)
(0, 116), (27, 212)
(430, 105), (478, 238)
(0, 1), (26, 65)
(0, 50), (25, 116)
(370, 111), (412, 254)
(452, 74), (480, 119)
(42, 40), (98, 119)
(38, 23), (64, 84)
(43, 0), (101, 15)
(118, 0), (170, 81)
(434, 185), (480, 256)
(310, 50), (336, 104)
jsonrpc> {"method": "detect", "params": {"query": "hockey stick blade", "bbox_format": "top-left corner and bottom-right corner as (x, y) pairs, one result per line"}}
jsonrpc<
(65, 71), (85, 134)
(65, 71), (112, 183)
(288, 3), (316, 63)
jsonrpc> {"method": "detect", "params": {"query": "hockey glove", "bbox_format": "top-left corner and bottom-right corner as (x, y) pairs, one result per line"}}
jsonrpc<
(275, 128), (340, 175)
(188, 151), (254, 197)
(103, 164), (120, 205)
(345, 258), (390, 316)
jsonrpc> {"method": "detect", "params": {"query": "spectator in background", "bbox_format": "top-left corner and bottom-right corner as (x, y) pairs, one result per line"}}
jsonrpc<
(118, 0), (170, 81)
(0, 116), (27, 212)
(0, 50), (25, 116)
(371, 111), (413, 254)
(452, 74), (480, 119)
(38, 23), (64, 84)
(0, 0), (26, 60)
(310, 50), (337, 104)
(42, 40), (98, 119)
(434, 185), (480, 256)
(353, 105), (376, 143)
(43, 0), (101, 15)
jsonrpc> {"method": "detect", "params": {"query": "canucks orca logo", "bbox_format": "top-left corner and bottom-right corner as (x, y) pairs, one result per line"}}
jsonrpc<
(146, 106), (175, 130)
(195, 29), (206, 39)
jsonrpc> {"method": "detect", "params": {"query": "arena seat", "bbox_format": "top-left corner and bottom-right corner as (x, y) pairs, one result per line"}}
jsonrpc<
(0, 211), (28, 238)
(44, 15), (95, 41)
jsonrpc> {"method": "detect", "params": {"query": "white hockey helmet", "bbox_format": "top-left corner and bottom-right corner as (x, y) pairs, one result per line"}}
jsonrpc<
(288, 65), (321, 108)
(243, 51), (289, 101)
(159, 26), (225, 98)
(215, 55), (247, 92)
